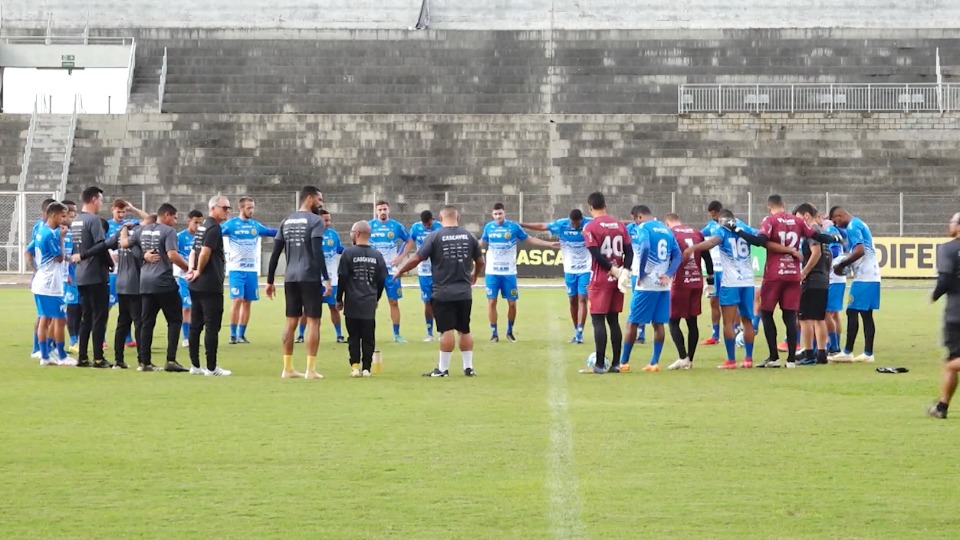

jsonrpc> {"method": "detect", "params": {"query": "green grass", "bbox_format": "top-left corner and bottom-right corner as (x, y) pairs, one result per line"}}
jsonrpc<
(1, 283), (956, 539)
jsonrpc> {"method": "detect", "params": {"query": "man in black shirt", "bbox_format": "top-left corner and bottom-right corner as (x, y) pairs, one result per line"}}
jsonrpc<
(337, 221), (387, 377)
(69, 186), (113, 368)
(266, 186), (330, 380)
(186, 196), (231, 376)
(395, 206), (484, 377)
(795, 203), (832, 366)
(928, 212), (960, 419)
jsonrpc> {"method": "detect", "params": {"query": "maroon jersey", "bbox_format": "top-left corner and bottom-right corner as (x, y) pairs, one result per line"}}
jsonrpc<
(671, 225), (705, 290)
(584, 215), (631, 289)
(759, 211), (817, 282)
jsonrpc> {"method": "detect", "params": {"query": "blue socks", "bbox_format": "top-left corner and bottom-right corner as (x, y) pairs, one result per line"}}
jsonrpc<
(181, 322), (189, 340)
(56, 341), (66, 359)
(575, 325), (584, 341)
(238, 324), (247, 338)
(507, 320), (514, 335)
(334, 322), (342, 339)
(639, 325), (646, 340)
(393, 324), (400, 337)
(39, 339), (50, 360)
(752, 315), (761, 331)
(745, 341), (754, 359)
(33, 332), (40, 353)
(425, 317), (434, 337)
(620, 341), (635, 365)
(650, 341), (663, 365)
(490, 324), (498, 336)
(298, 323), (306, 338)
(828, 332), (839, 351)
(711, 324), (720, 340)
(230, 324), (238, 338)
(724, 337), (737, 361)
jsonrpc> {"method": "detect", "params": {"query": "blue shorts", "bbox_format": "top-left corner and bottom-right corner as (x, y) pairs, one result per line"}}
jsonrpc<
(719, 285), (755, 319)
(707, 271), (723, 298)
(627, 290), (671, 325)
(108, 274), (118, 306)
(827, 282), (846, 312)
(419, 276), (433, 302)
(64, 284), (79, 305)
(485, 274), (518, 301)
(322, 284), (338, 306)
(564, 272), (590, 298)
(178, 277), (192, 308)
(847, 281), (881, 311)
(35, 294), (65, 319)
(385, 274), (403, 300)
(229, 271), (259, 301)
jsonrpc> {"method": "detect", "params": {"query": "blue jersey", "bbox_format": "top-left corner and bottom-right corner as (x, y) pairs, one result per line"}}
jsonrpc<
(843, 217), (881, 283)
(106, 218), (140, 275)
(322, 228), (345, 286)
(63, 232), (76, 286)
(481, 220), (528, 276)
(701, 221), (724, 272)
(634, 219), (682, 291)
(368, 218), (409, 271)
(410, 221), (442, 276)
(547, 217), (593, 275)
(221, 217), (278, 272)
(176, 229), (195, 277)
(711, 219), (756, 288)
(29, 224), (64, 296)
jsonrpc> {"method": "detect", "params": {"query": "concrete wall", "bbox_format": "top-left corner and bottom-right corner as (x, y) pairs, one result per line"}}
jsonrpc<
(61, 112), (960, 236)
(0, 43), (132, 68)
(4, 0), (960, 29)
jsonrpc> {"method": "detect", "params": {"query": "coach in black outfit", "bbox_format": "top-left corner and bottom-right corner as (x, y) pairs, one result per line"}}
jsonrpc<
(185, 196), (231, 376)
(337, 221), (387, 377)
(69, 186), (113, 368)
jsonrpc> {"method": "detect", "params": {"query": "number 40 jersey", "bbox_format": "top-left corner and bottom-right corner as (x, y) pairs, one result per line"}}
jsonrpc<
(583, 215), (631, 289)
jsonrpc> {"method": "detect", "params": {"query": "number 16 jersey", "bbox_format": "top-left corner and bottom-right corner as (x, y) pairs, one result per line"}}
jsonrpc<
(583, 215), (631, 290)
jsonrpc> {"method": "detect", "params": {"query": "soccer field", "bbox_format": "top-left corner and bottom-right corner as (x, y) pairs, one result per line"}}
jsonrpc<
(1, 284), (955, 539)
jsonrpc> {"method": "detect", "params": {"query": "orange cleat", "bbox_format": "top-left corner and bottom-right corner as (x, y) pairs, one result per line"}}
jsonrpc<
(740, 358), (753, 369)
(642, 364), (660, 373)
(717, 360), (737, 370)
(620, 363), (631, 373)
(701, 336), (720, 346)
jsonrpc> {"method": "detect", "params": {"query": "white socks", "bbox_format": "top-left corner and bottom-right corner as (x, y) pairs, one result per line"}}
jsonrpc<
(438, 351), (473, 371)
(462, 351), (473, 370)
(439, 351), (452, 372)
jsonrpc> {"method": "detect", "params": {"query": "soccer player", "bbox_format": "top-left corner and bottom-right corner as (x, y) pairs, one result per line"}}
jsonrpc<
(619, 206), (681, 372)
(177, 210), (203, 347)
(700, 201), (724, 346)
(521, 209), (593, 344)
(185, 196), (232, 376)
(123, 205), (191, 372)
(69, 187), (114, 368)
(480, 202), (558, 343)
(664, 213), (708, 370)
(62, 200), (81, 350)
(732, 195), (841, 368)
(30, 197), (57, 358)
(396, 205), (484, 378)
(106, 199), (148, 347)
(320, 209), (346, 343)
(26, 202), (72, 366)
(926, 212), (960, 419)
(221, 196), (278, 345)
(368, 200), (410, 343)
(406, 210), (442, 342)
(684, 209), (758, 369)
(582, 192), (633, 374)
(794, 203), (832, 366)
(265, 186), (331, 379)
(828, 206), (882, 363)
(337, 221), (387, 377)
(823, 217), (848, 354)
(107, 217), (147, 370)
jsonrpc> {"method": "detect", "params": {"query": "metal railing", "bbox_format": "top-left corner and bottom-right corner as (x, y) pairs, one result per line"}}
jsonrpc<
(17, 103), (38, 191)
(60, 97), (79, 198)
(126, 38), (138, 107)
(679, 83), (955, 114)
(159, 47), (168, 112)
(0, 36), (134, 46)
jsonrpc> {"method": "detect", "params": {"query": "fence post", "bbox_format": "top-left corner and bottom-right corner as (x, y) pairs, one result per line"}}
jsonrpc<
(671, 191), (676, 213)
(372, 192), (377, 218)
(518, 192), (524, 223)
(825, 192), (830, 214)
(899, 192), (904, 236)
(867, 85), (871, 113)
(747, 191), (753, 227)
(293, 191), (298, 211)
(829, 83), (834, 114)
(444, 191), (449, 205)
(756, 83), (760, 114)
(141, 191), (146, 211)
(791, 84), (795, 114)
(718, 84), (722, 115)
(18, 193), (25, 275)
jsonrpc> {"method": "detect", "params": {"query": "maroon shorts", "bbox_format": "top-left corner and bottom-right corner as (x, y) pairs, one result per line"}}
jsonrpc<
(759, 280), (801, 312)
(670, 287), (703, 319)
(588, 286), (625, 315)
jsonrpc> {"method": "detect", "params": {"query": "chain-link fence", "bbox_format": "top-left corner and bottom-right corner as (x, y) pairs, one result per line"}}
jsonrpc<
(0, 191), (61, 273)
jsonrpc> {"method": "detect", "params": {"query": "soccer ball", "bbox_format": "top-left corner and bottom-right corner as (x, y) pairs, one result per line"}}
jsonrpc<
(735, 329), (745, 348)
(586, 352), (611, 370)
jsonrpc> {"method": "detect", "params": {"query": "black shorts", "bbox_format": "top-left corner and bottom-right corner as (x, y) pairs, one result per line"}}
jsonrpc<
(285, 282), (322, 319)
(945, 323), (960, 360)
(798, 286), (828, 321)
(433, 299), (472, 334)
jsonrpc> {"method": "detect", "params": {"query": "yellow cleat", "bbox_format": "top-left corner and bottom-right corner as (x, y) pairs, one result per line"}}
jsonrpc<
(642, 364), (660, 373)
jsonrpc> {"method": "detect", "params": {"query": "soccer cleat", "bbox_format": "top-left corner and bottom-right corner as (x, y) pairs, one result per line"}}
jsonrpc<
(228, 336), (238, 345)
(181, 339), (189, 348)
(393, 335), (408, 344)
(927, 404), (948, 419)
(717, 360), (737, 370)
(797, 357), (818, 366)
(165, 361), (189, 373)
(205, 367), (232, 376)
(740, 358), (754, 369)
(125, 341), (137, 349)
(568, 336), (579, 344)
(237, 337), (251, 344)
(853, 353), (876, 363)
(756, 359), (781, 368)
(92, 359), (113, 369)
(489, 334), (499, 343)
(294, 336), (304, 344)
(620, 363), (631, 373)
(68, 342), (79, 354)
(137, 363), (157, 372)
(506, 333), (518, 343)
(281, 370), (304, 379)
(305, 371), (324, 380)
(607, 364), (621, 373)
(76, 359), (93, 368)
(828, 352), (854, 364)
(189, 366), (205, 375)
(786, 361), (797, 369)
(422, 368), (449, 378)
(39, 357), (59, 366)
(635, 337), (646, 344)
(336, 336), (347, 344)
(361, 370), (372, 378)
(59, 356), (78, 367)
(422, 335), (434, 343)
(463, 368), (476, 377)
(351, 364), (361, 378)
(31, 351), (42, 360)
(642, 364), (660, 373)
(667, 358), (692, 370)
(777, 341), (788, 352)
(700, 336), (719, 346)
(114, 360), (130, 370)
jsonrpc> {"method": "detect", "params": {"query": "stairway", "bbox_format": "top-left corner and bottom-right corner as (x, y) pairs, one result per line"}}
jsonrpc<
(22, 114), (74, 193)
(127, 47), (165, 113)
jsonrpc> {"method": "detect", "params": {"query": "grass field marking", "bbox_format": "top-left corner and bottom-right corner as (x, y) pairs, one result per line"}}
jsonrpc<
(546, 312), (587, 540)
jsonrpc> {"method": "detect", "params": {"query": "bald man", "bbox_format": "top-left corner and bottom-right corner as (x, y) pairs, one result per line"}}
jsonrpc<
(337, 220), (388, 377)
